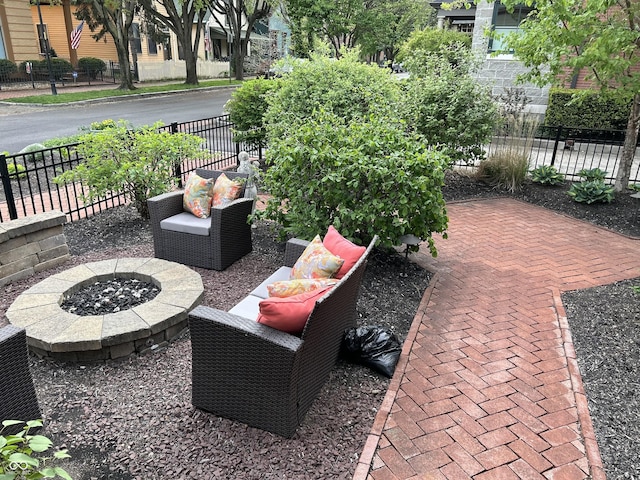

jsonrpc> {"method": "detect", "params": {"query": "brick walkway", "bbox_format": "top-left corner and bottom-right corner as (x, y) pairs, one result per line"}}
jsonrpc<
(354, 198), (640, 480)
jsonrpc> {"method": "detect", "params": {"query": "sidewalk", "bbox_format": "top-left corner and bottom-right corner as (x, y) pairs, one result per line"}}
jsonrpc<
(355, 198), (640, 479)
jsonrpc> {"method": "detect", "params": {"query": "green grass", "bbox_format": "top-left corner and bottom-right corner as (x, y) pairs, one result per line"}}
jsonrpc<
(5, 79), (242, 104)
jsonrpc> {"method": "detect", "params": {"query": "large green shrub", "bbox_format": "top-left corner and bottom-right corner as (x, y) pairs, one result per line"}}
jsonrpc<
(78, 57), (106, 78)
(544, 88), (631, 130)
(264, 50), (401, 140)
(0, 59), (17, 77)
(259, 110), (449, 257)
(397, 27), (472, 70)
(399, 56), (499, 165)
(54, 121), (205, 219)
(224, 78), (280, 149)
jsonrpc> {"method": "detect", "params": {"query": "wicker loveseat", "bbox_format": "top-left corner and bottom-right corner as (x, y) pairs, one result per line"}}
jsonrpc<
(0, 325), (41, 432)
(147, 169), (254, 271)
(188, 234), (378, 437)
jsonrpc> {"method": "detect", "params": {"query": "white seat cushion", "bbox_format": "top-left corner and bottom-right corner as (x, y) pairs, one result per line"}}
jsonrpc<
(160, 212), (211, 236)
(228, 295), (262, 320)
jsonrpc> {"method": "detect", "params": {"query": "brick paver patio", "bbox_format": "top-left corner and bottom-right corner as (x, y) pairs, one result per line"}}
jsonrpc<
(354, 198), (640, 480)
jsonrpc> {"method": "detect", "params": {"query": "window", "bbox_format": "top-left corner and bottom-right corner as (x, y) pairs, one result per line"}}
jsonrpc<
(0, 26), (6, 58)
(130, 23), (142, 54)
(489, 2), (535, 53)
(148, 37), (158, 55)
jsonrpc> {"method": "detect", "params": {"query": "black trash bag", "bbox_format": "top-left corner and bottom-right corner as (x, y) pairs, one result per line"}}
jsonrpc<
(341, 325), (402, 378)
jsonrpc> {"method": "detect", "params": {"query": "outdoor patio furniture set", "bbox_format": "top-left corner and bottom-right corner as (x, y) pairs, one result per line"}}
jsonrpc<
(3, 169), (377, 439)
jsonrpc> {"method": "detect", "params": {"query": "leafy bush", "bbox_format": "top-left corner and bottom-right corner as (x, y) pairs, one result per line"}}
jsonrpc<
(530, 165), (565, 185)
(578, 168), (607, 182)
(399, 56), (499, 165)
(0, 59), (17, 77)
(18, 143), (48, 163)
(50, 58), (73, 79)
(259, 109), (449, 257)
(6, 163), (27, 179)
(53, 121), (206, 218)
(1, 419), (72, 479)
(545, 88), (631, 130)
(78, 57), (106, 78)
(397, 27), (471, 71)
(567, 180), (615, 204)
(225, 78), (280, 149)
(264, 50), (400, 140)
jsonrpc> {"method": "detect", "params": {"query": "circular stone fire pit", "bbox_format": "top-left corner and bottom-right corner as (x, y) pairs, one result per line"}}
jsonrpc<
(6, 258), (204, 362)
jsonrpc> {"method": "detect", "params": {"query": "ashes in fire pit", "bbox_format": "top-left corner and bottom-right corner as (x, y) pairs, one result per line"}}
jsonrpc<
(61, 278), (160, 316)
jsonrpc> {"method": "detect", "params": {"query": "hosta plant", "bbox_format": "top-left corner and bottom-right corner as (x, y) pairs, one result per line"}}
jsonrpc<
(0, 419), (72, 479)
(577, 167), (607, 182)
(567, 179), (615, 204)
(530, 165), (565, 185)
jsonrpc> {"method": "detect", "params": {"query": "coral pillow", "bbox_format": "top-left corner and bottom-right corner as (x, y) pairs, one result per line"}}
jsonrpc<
(257, 286), (332, 334)
(323, 226), (366, 279)
(211, 173), (243, 207)
(183, 173), (214, 218)
(267, 278), (338, 298)
(290, 235), (344, 280)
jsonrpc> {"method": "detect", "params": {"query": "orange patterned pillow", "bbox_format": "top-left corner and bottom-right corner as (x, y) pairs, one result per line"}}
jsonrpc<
(211, 173), (243, 207)
(267, 278), (338, 298)
(290, 235), (345, 279)
(183, 173), (215, 218)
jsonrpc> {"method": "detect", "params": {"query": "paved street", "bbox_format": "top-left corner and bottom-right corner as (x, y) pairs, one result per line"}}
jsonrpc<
(0, 85), (235, 154)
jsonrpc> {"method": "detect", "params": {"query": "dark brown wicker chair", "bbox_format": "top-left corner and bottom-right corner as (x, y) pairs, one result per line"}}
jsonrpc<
(0, 325), (41, 432)
(188, 235), (378, 437)
(147, 169), (253, 271)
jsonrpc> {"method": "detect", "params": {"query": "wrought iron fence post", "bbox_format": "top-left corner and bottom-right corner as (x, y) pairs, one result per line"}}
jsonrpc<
(550, 126), (562, 166)
(169, 122), (184, 187)
(0, 154), (18, 220)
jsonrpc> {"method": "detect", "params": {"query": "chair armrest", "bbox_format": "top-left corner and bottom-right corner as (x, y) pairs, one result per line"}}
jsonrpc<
(284, 238), (310, 267)
(210, 197), (254, 230)
(189, 305), (303, 353)
(147, 190), (184, 223)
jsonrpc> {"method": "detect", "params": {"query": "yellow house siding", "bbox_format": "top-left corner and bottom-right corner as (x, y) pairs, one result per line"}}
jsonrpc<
(30, 4), (118, 65)
(1, 0), (40, 62)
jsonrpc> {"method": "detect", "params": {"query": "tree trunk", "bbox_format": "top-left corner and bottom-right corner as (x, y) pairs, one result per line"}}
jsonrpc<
(116, 42), (135, 90)
(615, 94), (640, 192)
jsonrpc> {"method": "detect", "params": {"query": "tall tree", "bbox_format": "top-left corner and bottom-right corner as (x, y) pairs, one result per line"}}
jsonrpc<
(494, 0), (640, 192)
(138, 0), (206, 85)
(208, 0), (272, 80)
(357, 0), (435, 64)
(75, 0), (138, 90)
(285, 0), (364, 58)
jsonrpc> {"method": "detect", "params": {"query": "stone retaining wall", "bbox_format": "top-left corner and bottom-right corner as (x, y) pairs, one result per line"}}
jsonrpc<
(0, 211), (70, 287)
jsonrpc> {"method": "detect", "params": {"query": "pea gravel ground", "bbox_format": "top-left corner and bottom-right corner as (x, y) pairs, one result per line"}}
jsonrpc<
(1, 171), (638, 479)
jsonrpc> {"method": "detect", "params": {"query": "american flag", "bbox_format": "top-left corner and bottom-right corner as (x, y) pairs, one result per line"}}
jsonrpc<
(204, 27), (211, 53)
(70, 20), (84, 50)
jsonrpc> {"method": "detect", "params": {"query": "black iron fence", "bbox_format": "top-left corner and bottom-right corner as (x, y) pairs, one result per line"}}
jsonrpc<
(458, 125), (640, 183)
(0, 114), (261, 223)
(0, 61), (129, 91)
(0, 118), (637, 224)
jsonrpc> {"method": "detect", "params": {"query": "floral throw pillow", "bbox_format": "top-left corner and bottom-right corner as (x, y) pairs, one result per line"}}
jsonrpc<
(290, 235), (345, 280)
(211, 173), (243, 207)
(183, 173), (215, 218)
(267, 278), (339, 298)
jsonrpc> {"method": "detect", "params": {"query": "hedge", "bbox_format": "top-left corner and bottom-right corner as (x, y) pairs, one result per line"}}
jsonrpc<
(544, 88), (631, 130)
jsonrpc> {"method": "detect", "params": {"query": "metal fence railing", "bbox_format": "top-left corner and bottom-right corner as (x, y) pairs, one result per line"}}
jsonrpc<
(456, 125), (640, 184)
(0, 114), (262, 223)
(0, 118), (636, 224)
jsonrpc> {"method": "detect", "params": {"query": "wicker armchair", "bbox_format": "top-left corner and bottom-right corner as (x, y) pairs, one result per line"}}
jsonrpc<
(147, 169), (253, 271)
(188, 235), (378, 437)
(0, 325), (41, 432)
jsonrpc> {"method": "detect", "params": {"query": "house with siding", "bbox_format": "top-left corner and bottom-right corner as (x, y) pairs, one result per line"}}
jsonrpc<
(1, 1), (267, 82)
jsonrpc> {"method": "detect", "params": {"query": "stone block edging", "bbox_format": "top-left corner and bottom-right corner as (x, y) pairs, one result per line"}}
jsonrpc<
(6, 257), (203, 362)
